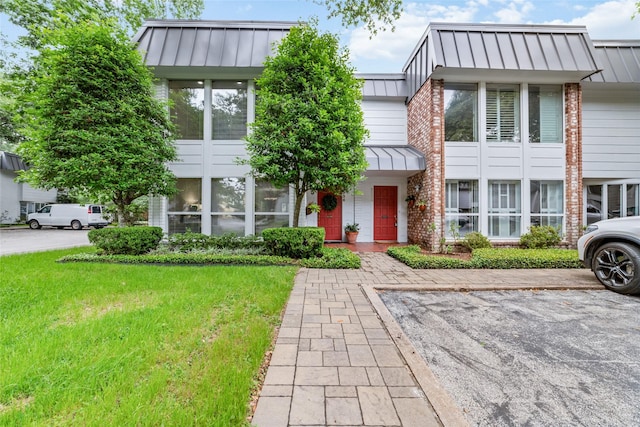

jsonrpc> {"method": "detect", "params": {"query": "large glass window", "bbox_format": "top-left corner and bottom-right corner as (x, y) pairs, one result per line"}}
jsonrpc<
(486, 84), (520, 143)
(445, 180), (479, 237)
(529, 85), (562, 143)
(444, 83), (477, 142)
(254, 181), (289, 235)
(530, 180), (564, 228)
(211, 178), (245, 236)
(586, 185), (603, 225)
(168, 178), (202, 234)
(169, 81), (204, 140)
(627, 184), (639, 217)
(212, 81), (247, 140)
(488, 181), (521, 237)
(608, 184), (622, 219)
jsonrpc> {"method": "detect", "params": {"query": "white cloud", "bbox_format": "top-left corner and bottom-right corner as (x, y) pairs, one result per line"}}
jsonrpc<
(542, 0), (639, 39)
(493, 1), (535, 23)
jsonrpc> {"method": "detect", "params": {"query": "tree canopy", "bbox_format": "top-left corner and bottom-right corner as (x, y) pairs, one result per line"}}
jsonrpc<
(17, 22), (177, 226)
(244, 22), (368, 226)
(316, 0), (402, 34)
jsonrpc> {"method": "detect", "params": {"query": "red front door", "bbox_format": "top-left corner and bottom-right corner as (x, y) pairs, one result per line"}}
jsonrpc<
(317, 191), (342, 241)
(374, 186), (398, 241)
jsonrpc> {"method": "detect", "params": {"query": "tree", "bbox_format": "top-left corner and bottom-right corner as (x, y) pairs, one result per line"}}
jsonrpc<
(244, 22), (368, 227)
(17, 21), (178, 226)
(316, 0), (402, 34)
(0, 0), (205, 49)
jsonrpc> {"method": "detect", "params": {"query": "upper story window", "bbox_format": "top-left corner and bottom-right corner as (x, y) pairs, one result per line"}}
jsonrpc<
(444, 83), (477, 142)
(486, 84), (520, 143)
(212, 81), (248, 140)
(169, 81), (204, 140)
(529, 85), (562, 143)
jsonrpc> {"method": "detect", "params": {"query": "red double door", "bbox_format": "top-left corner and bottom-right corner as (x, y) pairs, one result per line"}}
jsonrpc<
(317, 187), (398, 242)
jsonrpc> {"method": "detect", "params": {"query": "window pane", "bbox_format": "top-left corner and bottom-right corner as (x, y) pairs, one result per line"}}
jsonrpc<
(531, 216), (563, 228)
(608, 184), (622, 218)
(169, 81), (204, 139)
(488, 181), (521, 237)
(212, 81), (247, 140)
(168, 178), (202, 212)
(211, 178), (245, 213)
(445, 180), (479, 237)
(445, 83), (477, 142)
(255, 181), (289, 213)
(168, 215), (201, 234)
(529, 85), (562, 143)
(211, 214), (245, 236)
(627, 184), (639, 216)
(255, 215), (289, 235)
(486, 84), (520, 143)
(531, 181), (563, 214)
(586, 185), (603, 225)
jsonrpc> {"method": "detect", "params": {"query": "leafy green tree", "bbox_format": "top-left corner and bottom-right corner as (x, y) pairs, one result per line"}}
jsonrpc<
(17, 21), (177, 226)
(244, 22), (368, 227)
(0, 76), (23, 152)
(316, 0), (402, 34)
(0, 0), (205, 49)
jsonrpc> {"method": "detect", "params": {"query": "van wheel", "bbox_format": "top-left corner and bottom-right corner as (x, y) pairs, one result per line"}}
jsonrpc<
(29, 220), (41, 230)
(71, 220), (82, 230)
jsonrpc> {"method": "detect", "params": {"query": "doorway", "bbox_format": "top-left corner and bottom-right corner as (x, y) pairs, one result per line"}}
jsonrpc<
(374, 186), (398, 241)
(317, 191), (343, 241)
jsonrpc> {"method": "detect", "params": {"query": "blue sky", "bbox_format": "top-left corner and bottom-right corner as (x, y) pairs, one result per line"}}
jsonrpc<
(2, 0), (639, 72)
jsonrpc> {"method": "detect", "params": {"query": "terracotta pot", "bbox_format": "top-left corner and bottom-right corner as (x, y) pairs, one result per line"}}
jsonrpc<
(418, 205), (426, 212)
(407, 200), (415, 208)
(345, 231), (358, 244)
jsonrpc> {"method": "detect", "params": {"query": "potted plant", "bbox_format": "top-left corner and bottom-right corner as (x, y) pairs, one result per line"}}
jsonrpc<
(405, 195), (416, 208)
(416, 200), (427, 212)
(305, 203), (321, 215)
(344, 223), (360, 244)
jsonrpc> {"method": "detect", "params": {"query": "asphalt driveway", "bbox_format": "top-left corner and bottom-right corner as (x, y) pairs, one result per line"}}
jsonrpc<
(380, 289), (640, 426)
(0, 227), (91, 256)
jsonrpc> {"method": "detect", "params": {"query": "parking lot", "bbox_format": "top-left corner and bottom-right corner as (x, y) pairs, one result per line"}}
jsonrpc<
(380, 289), (640, 426)
(0, 227), (91, 256)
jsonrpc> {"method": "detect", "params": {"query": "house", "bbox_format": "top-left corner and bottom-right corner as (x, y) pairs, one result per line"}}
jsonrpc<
(0, 151), (57, 224)
(135, 20), (640, 247)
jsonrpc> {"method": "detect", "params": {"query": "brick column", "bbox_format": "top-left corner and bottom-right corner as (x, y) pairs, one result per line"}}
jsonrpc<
(407, 79), (445, 251)
(565, 83), (583, 247)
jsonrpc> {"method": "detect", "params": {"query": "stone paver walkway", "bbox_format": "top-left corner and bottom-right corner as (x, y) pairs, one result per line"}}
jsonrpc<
(251, 252), (603, 427)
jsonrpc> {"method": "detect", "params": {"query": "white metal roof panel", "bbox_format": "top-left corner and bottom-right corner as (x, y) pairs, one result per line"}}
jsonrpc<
(587, 42), (640, 83)
(359, 74), (407, 99)
(365, 146), (425, 171)
(133, 20), (294, 68)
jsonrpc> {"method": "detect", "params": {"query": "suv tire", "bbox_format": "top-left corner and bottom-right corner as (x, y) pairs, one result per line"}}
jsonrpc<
(592, 242), (640, 295)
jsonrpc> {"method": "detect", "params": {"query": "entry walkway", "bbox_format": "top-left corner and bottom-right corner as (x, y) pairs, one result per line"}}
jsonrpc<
(251, 252), (602, 427)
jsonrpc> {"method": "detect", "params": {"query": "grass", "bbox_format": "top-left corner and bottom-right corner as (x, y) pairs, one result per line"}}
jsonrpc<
(0, 248), (297, 426)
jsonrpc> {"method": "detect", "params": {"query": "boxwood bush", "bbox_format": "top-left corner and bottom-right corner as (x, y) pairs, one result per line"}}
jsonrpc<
(387, 245), (583, 269)
(167, 232), (265, 252)
(461, 232), (492, 250)
(262, 227), (325, 259)
(88, 226), (163, 255)
(300, 247), (361, 269)
(519, 225), (562, 249)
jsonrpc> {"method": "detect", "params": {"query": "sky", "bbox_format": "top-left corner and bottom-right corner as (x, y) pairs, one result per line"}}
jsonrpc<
(1, 0), (639, 73)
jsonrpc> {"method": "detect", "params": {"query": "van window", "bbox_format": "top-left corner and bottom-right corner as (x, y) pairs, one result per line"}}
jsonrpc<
(90, 206), (102, 214)
(40, 206), (51, 213)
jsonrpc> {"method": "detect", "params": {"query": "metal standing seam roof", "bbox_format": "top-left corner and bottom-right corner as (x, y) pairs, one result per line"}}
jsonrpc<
(133, 20), (295, 67)
(358, 74), (408, 99)
(404, 22), (603, 98)
(586, 41), (640, 83)
(0, 152), (27, 171)
(365, 146), (425, 171)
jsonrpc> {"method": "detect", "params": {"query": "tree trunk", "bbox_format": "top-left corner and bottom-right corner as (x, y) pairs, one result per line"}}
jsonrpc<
(293, 191), (304, 227)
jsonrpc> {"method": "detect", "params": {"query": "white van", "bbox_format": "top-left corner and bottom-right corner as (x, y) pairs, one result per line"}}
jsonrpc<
(27, 204), (109, 230)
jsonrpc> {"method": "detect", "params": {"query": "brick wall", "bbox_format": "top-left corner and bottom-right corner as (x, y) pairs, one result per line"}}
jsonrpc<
(406, 79), (445, 251)
(564, 83), (583, 246)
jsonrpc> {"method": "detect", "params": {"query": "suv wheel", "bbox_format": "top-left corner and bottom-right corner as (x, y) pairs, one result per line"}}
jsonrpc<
(592, 242), (640, 295)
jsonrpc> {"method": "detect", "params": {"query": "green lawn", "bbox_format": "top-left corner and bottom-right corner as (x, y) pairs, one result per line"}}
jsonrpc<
(0, 248), (297, 426)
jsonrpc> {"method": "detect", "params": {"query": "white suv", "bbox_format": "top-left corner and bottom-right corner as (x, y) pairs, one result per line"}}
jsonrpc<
(577, 216), (640, 295)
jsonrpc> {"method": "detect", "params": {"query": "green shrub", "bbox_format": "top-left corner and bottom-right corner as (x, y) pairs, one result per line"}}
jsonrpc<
(300, 247), (361, 269)
(59, 252), (297, 266)
(168, 231), (211, 252)
(519, 225), (562, 249)
(262, 227), (325, 259)
(470, 248), (582, 268)
(461, 232), (492, 250)
(387, 245), (583, 269)
(88, 226), (163, 255)
(210, 233), (265, 250)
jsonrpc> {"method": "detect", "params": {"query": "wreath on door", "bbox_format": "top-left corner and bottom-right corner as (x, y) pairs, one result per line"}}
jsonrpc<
(321, 194), (338, 212)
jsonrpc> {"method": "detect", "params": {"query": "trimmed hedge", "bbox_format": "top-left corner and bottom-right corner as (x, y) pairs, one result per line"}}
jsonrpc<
(167, 232), (265, 252)
(59, 253), (297, 266)
(387, 245), (583, 269)
(300, 247), (361, 269)
(262, 227), (325, 259)
(88, 226), (163, 255)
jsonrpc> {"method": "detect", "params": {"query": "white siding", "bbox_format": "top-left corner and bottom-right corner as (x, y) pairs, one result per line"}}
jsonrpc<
(361, 100), (407, 146)
(526, 144), (565, 179)
(582, 85), (640, 179)
(484, 144), (522, 179)
(445, 143), (480, 177)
